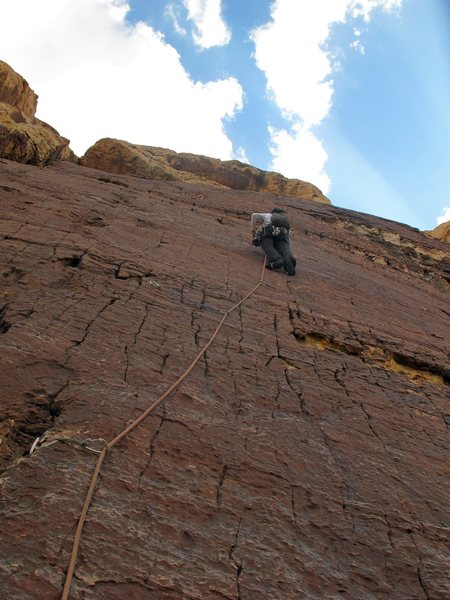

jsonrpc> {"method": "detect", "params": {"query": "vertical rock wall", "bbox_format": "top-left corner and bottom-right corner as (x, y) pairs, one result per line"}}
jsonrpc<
(0, 159), (449, 599)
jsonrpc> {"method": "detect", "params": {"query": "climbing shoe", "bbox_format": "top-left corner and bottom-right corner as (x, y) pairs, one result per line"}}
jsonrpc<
(284, 258), (296, 276)
(268, 258), (284, 270)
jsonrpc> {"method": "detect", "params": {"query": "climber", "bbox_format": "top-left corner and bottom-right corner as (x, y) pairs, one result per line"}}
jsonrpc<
(251, 207), (296, 276)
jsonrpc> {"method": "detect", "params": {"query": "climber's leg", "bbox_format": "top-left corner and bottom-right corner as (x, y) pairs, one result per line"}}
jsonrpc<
(260, 236), (284, 269)
(275, 237), (296, 276)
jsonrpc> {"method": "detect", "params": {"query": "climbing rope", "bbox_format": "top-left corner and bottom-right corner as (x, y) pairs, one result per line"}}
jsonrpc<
(60, 257), (267, 599)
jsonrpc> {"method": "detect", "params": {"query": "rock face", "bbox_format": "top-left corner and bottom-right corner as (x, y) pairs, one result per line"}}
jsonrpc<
(0, 60), (38, 115)
(0, 158), (449, 600)
(425, 220), (450, 244)
(0, 60), (75, 165)
(80, 138), (330, 204)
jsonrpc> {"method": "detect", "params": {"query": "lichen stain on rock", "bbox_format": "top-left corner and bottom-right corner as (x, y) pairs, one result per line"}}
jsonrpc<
(293, 332), (448, 385)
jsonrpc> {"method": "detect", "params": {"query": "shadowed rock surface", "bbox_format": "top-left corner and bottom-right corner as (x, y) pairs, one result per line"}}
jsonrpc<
(0, 158), (449, 600)
(0, 60), (75, 165)
(80, 138), (330, 204)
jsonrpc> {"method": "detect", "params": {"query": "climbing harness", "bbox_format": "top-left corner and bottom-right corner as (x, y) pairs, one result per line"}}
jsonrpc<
(252, 224), (289, 246)
(59, 256), (267, 600)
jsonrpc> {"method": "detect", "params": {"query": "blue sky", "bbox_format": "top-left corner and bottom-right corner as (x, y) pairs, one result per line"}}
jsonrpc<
(1, 0), (449, 230)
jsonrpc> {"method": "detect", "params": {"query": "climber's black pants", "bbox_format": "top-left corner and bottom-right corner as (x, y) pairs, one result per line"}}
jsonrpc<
(260, 235), (295, 268)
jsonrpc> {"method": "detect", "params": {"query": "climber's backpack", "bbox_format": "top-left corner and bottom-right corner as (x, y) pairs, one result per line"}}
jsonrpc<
(254, 211), (290, 243)
(270, 211), (290, 230)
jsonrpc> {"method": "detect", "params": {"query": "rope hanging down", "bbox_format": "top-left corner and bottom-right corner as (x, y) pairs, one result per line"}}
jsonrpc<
(60, 257), (267, 600)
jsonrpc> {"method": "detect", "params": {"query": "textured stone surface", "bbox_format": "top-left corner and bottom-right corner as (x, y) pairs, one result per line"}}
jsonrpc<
(80, 138), (330, 204)
(0, 60), (75, 165)
(0, 60), (38, 115)
(425, 220), (450, 244)
(0, 158), (449, 600)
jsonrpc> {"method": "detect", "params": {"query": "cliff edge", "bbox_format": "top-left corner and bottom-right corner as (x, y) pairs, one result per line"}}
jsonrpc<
(80, 137), (330, 204)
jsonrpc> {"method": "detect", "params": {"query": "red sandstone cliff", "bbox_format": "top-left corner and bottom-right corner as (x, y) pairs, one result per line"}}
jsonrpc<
(0, 157), (449, 600)
(80, 138), (330, 204)
(0, 60), (76, 165)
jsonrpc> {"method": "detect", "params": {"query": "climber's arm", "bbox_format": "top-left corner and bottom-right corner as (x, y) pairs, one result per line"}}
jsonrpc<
(251, 213), (266, 236)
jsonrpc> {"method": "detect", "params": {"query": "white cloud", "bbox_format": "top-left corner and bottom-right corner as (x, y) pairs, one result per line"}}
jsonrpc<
(97, 0), (129, 22)
(351, 0), (401, 22)
(351, 39), (366, 54)
(0, 0), (242, 158)
(436, 207), (450, 226)
(183, 0), (231, 48)
(234, 147), (249, 164)
(269, 124), (331, 193)
(350, 27), (365, 53)
(166, 2), (188, 36)
(251, 0), (402, 190)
